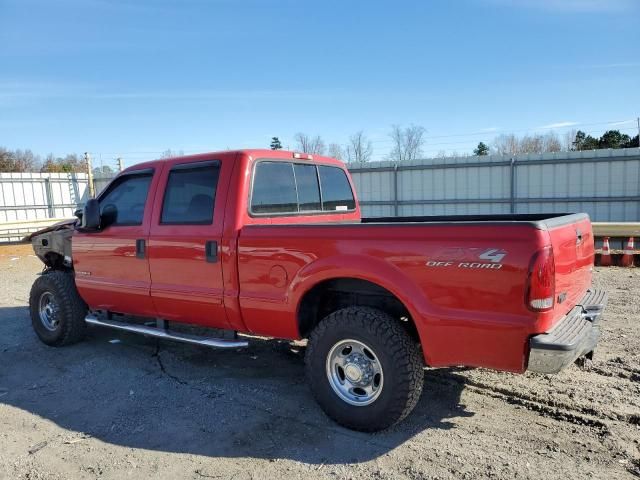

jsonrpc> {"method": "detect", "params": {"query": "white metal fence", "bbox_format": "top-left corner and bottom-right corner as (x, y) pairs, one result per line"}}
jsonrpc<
(0, 172), (91, 242)
(1, 148), (638, 241)
(0, 172), (89, 223)
(348, 148), (640, 222)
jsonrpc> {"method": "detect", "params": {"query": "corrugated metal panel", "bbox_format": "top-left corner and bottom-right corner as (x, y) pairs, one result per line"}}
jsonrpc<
(397, 202), (510, 216)
(0, 173), (89, 228)
(360, 204), (394, 217)
(350, 148), (640, 222)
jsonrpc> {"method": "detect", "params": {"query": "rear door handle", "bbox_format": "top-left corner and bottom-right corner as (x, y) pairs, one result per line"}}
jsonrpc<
(205, 240), (218, 263)
(136, 239), (145, 259)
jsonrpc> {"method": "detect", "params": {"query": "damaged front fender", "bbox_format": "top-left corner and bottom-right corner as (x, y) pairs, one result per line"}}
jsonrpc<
(29, 219), (76, 269)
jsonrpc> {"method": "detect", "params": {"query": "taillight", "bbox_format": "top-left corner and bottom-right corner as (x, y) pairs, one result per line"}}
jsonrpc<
(525, 246), (555, 312)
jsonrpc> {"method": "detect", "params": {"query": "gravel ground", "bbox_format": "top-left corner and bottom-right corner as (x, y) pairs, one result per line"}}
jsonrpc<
(0, 243), (638, 480)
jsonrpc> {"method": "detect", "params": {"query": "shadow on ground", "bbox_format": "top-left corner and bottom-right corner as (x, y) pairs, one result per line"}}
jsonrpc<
(0, 305), (473, 464)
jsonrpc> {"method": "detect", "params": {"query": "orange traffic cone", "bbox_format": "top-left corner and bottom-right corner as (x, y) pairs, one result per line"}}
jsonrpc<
(621, 237), (635, 267)
(600, 237), (612, 266)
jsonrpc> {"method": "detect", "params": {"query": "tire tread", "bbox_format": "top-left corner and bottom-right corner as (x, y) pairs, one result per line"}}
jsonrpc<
(29, 270), (87, 346)
(305, 306), (424, 431)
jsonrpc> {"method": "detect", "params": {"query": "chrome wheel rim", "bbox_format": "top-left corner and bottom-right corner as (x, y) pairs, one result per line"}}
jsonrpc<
(38, 291), (59, 331)
(326, 339), (384, 406)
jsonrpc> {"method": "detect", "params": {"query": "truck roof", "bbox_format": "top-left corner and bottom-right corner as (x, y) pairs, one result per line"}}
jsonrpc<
(122, 149), (346, 173)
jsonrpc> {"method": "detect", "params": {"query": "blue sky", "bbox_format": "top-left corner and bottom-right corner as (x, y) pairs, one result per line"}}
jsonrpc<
(1, 0), (639, 166)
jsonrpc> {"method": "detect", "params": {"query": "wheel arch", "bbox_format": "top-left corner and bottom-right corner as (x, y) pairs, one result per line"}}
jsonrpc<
(291, 254), (431, 355)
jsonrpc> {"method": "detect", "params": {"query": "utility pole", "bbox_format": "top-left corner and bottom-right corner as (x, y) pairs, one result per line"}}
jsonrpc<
(117, 157), (124, 172)
(637, 117), (640, 148)
(85, 152), (95, 198)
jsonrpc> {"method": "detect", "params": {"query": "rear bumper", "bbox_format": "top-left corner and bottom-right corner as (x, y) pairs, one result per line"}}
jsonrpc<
(527, 289), (608, 374)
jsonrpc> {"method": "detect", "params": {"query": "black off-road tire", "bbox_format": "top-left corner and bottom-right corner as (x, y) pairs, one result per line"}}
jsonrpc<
(29, 271), (88, 347)
(305, 306), (424, 432)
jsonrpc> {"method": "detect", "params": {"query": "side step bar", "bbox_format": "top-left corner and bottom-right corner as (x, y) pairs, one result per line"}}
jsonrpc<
(85, 314), (248, 349)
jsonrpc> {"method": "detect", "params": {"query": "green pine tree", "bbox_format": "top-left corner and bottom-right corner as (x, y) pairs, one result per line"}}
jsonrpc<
(598, 130), (631, 149)
(270, 137), (283, 150)
(473, 142), (489, 156)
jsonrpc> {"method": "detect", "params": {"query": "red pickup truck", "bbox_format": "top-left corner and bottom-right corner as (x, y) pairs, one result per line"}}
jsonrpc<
(28, 149), (607, 431)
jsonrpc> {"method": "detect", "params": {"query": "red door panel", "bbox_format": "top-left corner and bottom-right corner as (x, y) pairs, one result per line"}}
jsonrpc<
(74, 167), (161, 317)
(148, 157), (231, 329)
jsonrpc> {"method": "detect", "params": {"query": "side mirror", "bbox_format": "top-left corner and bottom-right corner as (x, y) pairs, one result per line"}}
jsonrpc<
(81, 199), (101, 230)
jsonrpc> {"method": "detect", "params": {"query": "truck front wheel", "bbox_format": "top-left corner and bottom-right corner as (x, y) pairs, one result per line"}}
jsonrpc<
(305, 306), (424, 431)
(29, 271), (87, 347)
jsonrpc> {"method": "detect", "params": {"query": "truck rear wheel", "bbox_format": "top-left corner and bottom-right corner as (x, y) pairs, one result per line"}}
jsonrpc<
(29, 271), (87, 347)
(305, 306), (424, 431)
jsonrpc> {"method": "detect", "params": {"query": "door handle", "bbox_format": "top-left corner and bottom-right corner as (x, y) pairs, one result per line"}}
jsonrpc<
(136, 239), (145, 259)
(205, 240), (218, 263)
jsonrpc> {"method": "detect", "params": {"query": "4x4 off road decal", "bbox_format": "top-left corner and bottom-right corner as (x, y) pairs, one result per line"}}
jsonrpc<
(426, 247), (507, 270)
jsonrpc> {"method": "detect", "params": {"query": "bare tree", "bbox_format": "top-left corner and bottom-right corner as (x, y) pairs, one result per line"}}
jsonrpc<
(345, 131), (373, 163)
(492, 134), (519, 155)
(160, 149), (184, 159)
(543, 132), (562, 152)
(294, 133), (325, 155)
(40, 153), (87, 173)
(40, 153), (58, 173)
(12, 149), (40, 171)
(327, 143), (344, 160)
(563, 129), (578, 151)
(522, 135), (537, 153)
(388, 124), (426, 162)
(0, 148), (42, 172)
(0, 147), (14, 172)
(492, 132), (563, 155)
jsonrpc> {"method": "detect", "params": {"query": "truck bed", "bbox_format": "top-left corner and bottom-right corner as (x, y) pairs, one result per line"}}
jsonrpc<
(238, 211), (594, 372)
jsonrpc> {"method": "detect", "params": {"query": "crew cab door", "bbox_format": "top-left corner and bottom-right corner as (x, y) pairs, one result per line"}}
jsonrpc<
(147, 157), (231, 328)
(73, 167), (159, 317)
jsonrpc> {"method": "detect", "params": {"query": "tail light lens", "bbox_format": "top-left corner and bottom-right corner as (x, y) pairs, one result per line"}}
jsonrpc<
(525, 246), (555, 311)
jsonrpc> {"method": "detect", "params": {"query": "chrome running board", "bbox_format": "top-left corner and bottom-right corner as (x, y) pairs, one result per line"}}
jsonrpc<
(85, 314), (248, 349)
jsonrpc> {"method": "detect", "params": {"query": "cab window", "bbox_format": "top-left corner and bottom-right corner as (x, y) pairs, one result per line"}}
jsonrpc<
(161, 161), (220, 225)
(250, 161), (355, 215)
(99, 172), (153, 227)
(294, 163), (321, 212)
(251, 162), (298, 214)
(318, 165), (356, 211)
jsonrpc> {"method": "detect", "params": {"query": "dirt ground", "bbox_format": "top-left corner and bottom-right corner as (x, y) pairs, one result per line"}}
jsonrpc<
(0, 243), (638, 480)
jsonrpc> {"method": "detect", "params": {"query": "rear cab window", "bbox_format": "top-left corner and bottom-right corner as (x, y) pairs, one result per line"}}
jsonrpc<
(250, 160), (355, 216)
(318, 165), (356, 211)
(250, 162), (297, 214)
(294, 164), (321, 212)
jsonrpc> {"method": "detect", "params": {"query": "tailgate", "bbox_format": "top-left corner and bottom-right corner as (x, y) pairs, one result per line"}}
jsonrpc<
(547, 215), (594, 316)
